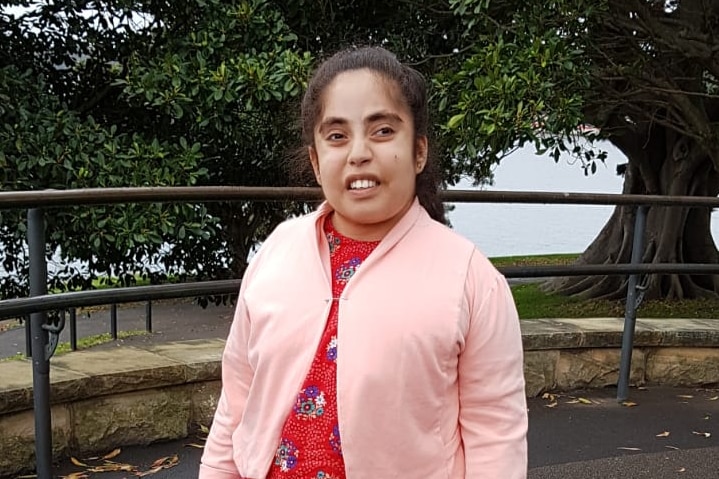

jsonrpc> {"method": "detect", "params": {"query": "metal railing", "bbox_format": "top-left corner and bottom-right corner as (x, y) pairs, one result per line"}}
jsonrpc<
(2, 186), (719, 479)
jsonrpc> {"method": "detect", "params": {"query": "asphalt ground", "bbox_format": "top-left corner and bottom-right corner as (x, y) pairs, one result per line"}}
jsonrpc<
(2, 301), (718, 478)
(0, 299), (235, 360)
(49, 386), (719, 478)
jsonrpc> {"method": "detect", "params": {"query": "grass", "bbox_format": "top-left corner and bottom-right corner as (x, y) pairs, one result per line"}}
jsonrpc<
(497, 254), (719, 320)
(0, 330), (149, 362)
(490, 253), (580, 268)
(511, 282), (719, 319)
(52, 274), (158, 293)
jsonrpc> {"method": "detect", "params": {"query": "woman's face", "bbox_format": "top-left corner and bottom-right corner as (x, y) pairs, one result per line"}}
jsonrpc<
(309, 69), (427, 241)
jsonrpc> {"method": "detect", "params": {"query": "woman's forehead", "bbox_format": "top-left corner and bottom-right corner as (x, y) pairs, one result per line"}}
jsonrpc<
(319, 69), (410, 123)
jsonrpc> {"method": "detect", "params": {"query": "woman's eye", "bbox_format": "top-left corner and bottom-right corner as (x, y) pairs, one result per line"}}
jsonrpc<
(376, 127), (393, 136)
(327, 133), (345, 141)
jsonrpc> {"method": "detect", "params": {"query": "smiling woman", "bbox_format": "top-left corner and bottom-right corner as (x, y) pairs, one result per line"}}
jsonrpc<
(200, 47), (528, 479)
(307, 69), (425, 241)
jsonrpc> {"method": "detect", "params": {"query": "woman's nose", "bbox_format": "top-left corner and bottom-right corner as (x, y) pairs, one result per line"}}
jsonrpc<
(348, 138), (371, 166)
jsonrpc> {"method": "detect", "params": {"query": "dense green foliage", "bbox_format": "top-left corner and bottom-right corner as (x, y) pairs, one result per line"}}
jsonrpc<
(3, 0), (718, 300)
(436, 0), (603, 182)
(0, 0), (311, 298)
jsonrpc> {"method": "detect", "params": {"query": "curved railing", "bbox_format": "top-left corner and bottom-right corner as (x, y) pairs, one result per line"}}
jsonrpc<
(3, 186), (719, 479)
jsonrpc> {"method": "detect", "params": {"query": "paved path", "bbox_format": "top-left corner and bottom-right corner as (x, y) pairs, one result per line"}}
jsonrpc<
(0, 299), (234, 359)
(49, 385), (718, 478)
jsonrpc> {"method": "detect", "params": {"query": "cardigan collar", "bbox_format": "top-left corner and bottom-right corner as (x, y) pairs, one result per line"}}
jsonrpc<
(311, 198), (429, 289)
(313, 197), (426, 248)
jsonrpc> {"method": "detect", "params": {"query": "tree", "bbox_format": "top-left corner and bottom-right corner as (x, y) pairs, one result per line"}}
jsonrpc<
(0, 0), (470, 299)
(440, 0), (719, 300)
(0, 0), (311, 299)
(12, 0), (715, 302)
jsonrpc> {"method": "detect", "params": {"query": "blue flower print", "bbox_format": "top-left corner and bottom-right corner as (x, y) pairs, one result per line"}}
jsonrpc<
(273, 438), (299, 472)
(316, 472), (338, 479)
(294, 386), (326, 419)
(329, 424), (342, 455)
(326, 336), (338, 362)
(335, 257), (361, 284)
(304, 385), (320, 398)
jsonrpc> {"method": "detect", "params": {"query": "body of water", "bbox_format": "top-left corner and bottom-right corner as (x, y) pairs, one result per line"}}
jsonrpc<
(448, 142), (719, 257)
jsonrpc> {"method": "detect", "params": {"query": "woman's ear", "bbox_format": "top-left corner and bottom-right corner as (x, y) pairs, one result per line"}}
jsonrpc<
(415, 136), (428, 174)
(309, 146), (321, 185)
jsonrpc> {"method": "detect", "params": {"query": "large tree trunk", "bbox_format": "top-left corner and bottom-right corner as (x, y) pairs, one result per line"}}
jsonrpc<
(544, 133), (719, 300)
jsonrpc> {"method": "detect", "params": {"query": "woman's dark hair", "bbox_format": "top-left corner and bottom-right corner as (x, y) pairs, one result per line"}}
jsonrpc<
(295, 46), (447, 224)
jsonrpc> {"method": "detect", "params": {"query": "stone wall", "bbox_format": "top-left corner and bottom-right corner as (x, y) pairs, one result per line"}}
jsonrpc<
(0, 339), (224, 477)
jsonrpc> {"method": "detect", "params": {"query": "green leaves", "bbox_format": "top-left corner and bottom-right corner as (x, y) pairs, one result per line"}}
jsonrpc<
(433, 0), (597, 184)
(0, 0), (613, 300)
(447, 113), (466, 129)
(0, 0), (316, 299)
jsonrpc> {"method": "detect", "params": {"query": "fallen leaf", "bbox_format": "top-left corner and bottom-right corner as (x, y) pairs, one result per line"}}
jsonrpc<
(677, 467), (686, 472)
(199, 424), (210, 434)
(61, 474), (89, 479)
(15, 475), (38, 479)
(618, 447), (642, 451)
(136, 467), (164, 477)
(150, 455), (178, 468)
(704, 414), (712, 420)
(70, 457), (88, 467)
(677, 395), (694, 399)
(622, 401), (638, 407)
(665, 446), (680, 450)
(185, 443), (206, 449)
(577, 397), (593, 404)
(87, 462), (135, 473)
(637, 386), (648, 390)
(102, 448), (122, 460)
(656, 431), (670, 437)
(545, 401), (558, 408)
(708, 396), (719, 401)
(692, 431), (711, 438)
(135, 455), (179, 477)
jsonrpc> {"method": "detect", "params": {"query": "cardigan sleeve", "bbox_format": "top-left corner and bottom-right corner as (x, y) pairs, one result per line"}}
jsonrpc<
(199, 280), (255, 479)
(458, 250), (528, 478)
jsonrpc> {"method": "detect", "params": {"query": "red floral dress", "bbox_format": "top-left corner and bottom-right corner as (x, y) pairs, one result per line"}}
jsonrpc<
(266, 217), (379, 479)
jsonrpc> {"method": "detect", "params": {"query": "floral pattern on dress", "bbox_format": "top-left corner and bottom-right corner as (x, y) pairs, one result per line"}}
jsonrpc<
(329, 424), (342, 456)
(273, 438), (299, 472)
(326, 336), (337, 362)
(293, 385), (326, 419)
(267, 217), (379, 479)
(335, 257), (361, 284)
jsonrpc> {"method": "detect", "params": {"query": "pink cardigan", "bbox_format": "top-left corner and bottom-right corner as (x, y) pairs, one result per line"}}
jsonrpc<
(200, 199), (528, 479)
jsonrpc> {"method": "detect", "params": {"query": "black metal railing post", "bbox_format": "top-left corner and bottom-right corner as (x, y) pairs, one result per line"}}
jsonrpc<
(69, 308), (77, 351)
(617, 206), (649, 402)
(27, 208), (52, 479)
(110, 303), (118, 340)
(145, 300), (152, 332)
(24, 313), (32, 357)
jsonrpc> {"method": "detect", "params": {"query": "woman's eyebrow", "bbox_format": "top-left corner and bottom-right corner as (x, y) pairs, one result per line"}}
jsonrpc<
(317, 117), (348, 134)
(317, 111), (404, 133)
(365, 111), (404, 125)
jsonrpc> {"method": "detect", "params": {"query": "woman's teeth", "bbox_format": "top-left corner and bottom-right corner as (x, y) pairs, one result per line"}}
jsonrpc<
(350, 180), (378, 190)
